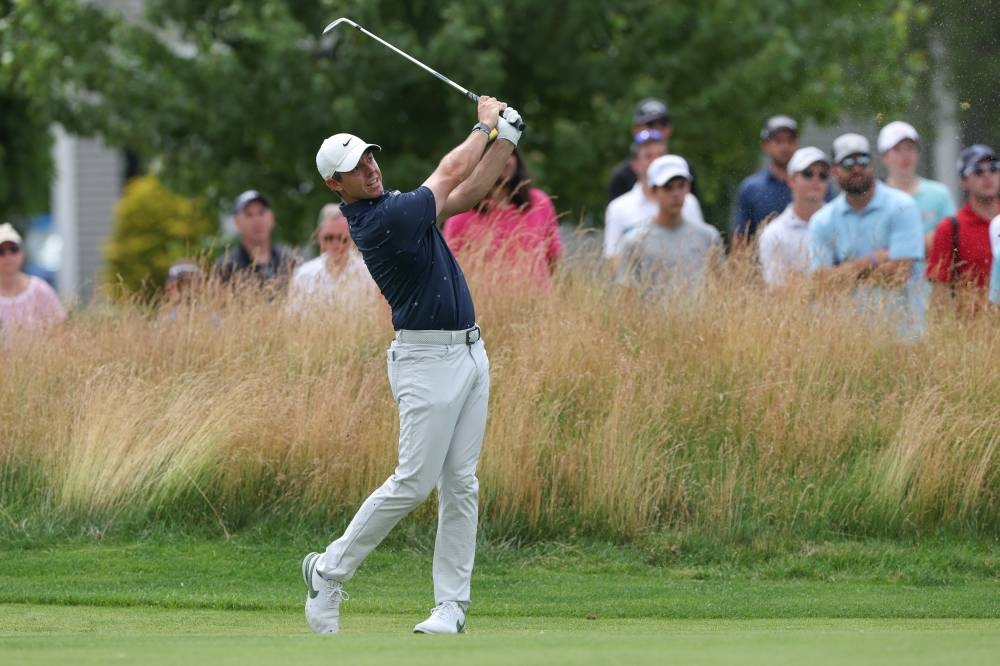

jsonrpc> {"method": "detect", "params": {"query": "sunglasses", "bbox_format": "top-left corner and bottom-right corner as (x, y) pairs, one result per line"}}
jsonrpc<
(800, 168), (830, 181)
(633, 128), (665, 143)
(838, 155), (872, 169)
(966, 161), (1000, 177)
(0, 243), (21, 256)
(321, 234), (349, 244)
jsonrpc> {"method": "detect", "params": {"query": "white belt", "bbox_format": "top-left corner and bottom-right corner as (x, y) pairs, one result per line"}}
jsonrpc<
(395, 325), (481, 346)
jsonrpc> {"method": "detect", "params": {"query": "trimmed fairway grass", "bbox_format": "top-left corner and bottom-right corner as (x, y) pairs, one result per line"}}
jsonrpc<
(1, 537), (998, 664)
(2, 608), (999, 666)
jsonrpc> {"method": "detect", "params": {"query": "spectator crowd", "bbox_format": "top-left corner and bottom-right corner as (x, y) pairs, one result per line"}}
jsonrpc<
(2, 99), (999, 347)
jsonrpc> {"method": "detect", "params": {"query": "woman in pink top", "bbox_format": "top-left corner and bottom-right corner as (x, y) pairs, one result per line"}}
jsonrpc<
(0, 223), (67, 347)
(443, 150), (562, 290)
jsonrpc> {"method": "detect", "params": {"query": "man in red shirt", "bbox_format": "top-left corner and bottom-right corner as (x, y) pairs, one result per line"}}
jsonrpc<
(927, 144), (1000, 311)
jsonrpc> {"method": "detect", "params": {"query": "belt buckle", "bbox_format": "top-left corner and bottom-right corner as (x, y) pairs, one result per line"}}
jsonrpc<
(465, 326), (480, 345)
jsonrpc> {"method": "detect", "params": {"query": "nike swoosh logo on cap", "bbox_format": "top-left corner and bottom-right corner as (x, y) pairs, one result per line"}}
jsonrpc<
(342, 138), (352, 147)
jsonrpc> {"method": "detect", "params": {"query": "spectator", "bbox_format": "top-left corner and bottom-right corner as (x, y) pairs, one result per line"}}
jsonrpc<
(158, 259), (210, 325)
(215, 190), (298, 290)
(758, 147), (831, 287)
(732, 115), (800, 240)
(617, 155), (721, 297)
(443, 150), (562, 291)
(0, 223), (66, 346)
(604, 129), (706, 273)
(926, 144), (999, 312)
(990, 213), (1000, 306)
(288, 204), (373, 311)
(607, 98), (674, 203)
(877, 121), (957, 253)
(809, 133), (927, 339)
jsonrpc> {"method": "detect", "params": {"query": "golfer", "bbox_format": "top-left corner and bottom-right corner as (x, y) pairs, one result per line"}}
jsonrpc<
(302, 96), (522, 635)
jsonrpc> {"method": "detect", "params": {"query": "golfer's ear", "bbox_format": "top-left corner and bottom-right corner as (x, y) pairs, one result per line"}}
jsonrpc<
(325, 177), (342, 193)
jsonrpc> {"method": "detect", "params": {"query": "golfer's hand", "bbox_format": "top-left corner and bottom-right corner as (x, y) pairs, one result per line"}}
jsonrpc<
(497, 107), (523, 146)
(477, 96), (504, 130)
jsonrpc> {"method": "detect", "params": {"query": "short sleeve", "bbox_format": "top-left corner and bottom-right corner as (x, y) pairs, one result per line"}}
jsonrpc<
(604, 201), (623, 258)
(926, 219), (954, 283)
(385, 186), (438, 243)
(808, 211), (834, 270)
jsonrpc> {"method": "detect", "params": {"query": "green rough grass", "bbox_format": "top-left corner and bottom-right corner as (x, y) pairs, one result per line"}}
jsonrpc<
(2, 536), (999, 665)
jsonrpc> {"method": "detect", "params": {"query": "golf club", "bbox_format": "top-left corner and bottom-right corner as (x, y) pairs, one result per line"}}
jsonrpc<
(322, 17), (525, 131)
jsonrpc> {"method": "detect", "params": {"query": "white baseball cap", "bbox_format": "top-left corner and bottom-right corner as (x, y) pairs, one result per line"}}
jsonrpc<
(0, 222), (22, 246)
(877, 121), (919, 154)
(832, 133), (871, 163)
(788, 147), (830, 176)
(647, 154), (692, 187)
(316, 133), (381, 180)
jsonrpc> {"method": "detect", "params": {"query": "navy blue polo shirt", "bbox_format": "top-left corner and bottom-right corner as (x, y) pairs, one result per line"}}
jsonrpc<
(731, 168), (792, 238)
(341, 186), (475, 331)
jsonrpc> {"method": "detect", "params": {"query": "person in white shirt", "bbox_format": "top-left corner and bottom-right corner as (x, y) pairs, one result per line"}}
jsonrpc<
(288, 204), (374, 312)
(758, 147), (831, 287)
(604, 129), (705, 274)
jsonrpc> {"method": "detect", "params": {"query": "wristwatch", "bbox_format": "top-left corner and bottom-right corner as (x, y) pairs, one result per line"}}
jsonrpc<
(471, 121), (494, 138)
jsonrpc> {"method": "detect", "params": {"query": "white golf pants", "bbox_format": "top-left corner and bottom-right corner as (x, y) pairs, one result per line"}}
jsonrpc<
(318, 334), (490, 606)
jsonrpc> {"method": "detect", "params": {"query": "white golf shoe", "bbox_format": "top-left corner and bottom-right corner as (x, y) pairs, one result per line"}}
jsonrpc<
(302, 552), (348, 634)
(413, 601), (466, 634)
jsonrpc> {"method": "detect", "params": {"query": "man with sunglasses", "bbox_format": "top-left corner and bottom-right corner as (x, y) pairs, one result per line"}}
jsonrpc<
(809, 133), (927, 339)
(288, 203), (373, 312)
(604, 128), (706, 273)
(926, 144), (1000, 311)
(0, 222), (66, 347)
(732, 115), (802, 240)
(758, 147), (830, 287)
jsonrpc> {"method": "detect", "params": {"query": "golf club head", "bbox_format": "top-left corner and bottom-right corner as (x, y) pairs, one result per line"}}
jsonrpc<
(323, 17), (360, 35)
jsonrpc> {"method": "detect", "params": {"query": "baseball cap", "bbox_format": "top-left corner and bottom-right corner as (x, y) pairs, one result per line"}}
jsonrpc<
(232, 190), (270, 215)
(0, 222), (22, 246)
(647, 154), (692, 187)
(832, 133), (872, 163)
(877, 121), (919, 154)
(316, 133), (382, 180)
(957, 144), (997, 178)
(632, 98), (670, 125)
(165, 259), (203, 284)
(787, 147), (830, 176)
(760, 115), (798, 140)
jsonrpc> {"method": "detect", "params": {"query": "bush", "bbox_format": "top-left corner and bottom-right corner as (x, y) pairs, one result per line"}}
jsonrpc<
(104, 175), (216, 297)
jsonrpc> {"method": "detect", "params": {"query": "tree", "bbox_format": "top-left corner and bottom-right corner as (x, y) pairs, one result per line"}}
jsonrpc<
(4, 0), (926, 239)
(104, 175), (216, 297)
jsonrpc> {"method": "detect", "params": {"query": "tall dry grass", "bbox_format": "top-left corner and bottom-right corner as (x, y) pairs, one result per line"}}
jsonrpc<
(2, 240), (999, 542)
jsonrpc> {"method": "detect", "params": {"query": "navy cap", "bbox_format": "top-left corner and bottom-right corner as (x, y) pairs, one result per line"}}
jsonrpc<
(632, 98), (670, 125)
(233, 190), (270, 214)
(957, 144), (997, 178)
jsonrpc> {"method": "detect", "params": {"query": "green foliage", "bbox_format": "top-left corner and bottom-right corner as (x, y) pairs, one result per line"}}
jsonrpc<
(0, 93), (52, 221)
(104, 175), (216, 295)
(3, 0), (926, 240)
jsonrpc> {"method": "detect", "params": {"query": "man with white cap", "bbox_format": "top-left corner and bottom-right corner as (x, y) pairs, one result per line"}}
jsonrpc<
(617, 155), (721, 295)
(301, 95), (522, 636)
(809, 133), (927, 339)
(758, 147), (830, 287)
(877, 120), (956, 251)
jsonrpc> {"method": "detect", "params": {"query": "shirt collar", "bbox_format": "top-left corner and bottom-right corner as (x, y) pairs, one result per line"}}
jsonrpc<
(341, 191), (392, 219)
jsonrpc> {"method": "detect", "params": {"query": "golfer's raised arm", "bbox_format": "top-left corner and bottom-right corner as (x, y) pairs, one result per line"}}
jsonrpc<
(439, 116), (522, 219)
(423, 96), (504, 217)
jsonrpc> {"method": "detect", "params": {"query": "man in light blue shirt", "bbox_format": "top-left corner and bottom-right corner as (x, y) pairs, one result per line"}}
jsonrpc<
(809, 133), (927, 339)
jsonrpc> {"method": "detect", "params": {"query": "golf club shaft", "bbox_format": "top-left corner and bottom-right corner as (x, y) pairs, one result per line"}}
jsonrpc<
(323, 18), (524, 130)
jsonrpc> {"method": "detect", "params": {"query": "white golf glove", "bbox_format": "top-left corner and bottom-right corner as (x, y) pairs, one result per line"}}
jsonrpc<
(497, 107), (523, 146)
